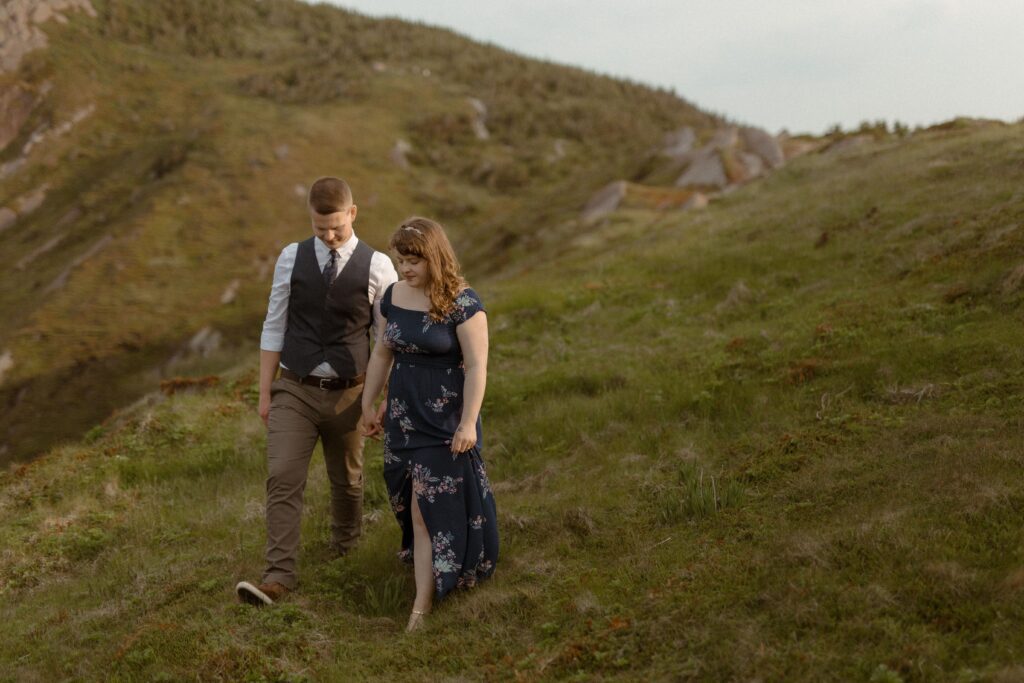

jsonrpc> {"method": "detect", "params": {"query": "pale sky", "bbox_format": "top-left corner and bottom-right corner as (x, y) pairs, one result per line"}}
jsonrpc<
(324, 0), (1024, 135)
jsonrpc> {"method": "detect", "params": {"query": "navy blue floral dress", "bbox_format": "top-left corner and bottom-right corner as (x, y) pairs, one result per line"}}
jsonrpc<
(380, 284), (499, 600)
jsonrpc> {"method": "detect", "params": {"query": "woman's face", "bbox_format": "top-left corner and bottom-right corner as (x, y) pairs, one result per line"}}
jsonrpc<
(394, 251), (431, 288)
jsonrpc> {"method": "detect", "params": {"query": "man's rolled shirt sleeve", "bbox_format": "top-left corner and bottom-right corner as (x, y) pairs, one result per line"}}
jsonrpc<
(260, 244), (297, 352)
(369, 251), (398, 345)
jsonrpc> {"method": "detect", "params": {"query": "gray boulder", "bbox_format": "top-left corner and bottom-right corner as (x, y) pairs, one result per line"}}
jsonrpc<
(0, 350), (13, 386)
(737, 152), (766, 180)
(581, 180), (628, 224)
(708, 127), (738, 150)
(15, 184), (49, 215)
(390, 139), (413, 169)
(467, 97), (490, 141)
(660, 127), (696, 161)
(675, 150), (728, 189)
(0, 85), (36, 152)
(740, 126), (785, 168)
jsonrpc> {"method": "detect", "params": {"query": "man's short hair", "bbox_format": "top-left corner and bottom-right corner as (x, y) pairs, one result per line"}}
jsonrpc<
(308, 177), (353, 214)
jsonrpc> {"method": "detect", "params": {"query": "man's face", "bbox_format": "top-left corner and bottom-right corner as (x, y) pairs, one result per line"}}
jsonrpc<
(310, 205), (356, 250)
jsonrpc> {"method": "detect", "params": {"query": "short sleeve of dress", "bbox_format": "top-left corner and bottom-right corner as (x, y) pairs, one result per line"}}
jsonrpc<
(453, 288), (485, 325)
(381, 282), (394, 318)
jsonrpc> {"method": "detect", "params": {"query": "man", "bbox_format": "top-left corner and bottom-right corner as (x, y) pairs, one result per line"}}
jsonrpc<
(237, 177), (397, 606)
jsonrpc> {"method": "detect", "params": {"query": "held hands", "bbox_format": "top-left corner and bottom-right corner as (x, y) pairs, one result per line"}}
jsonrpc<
(450, 422), (476, 455)
(360, 402), (386, 440)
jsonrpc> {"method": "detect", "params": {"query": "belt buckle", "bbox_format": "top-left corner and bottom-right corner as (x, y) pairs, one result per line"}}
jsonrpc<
(318, 377), (331, 390)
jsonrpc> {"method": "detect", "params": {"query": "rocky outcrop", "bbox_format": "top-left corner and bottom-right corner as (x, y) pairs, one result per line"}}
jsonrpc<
(580, 123), (802, 224)
(660, 127), (696, 161)
(165, 326), (222, 369)
(0, 183), (51, 234)
(390, 139), (413, 169)
(467, 97), (490, 141)
(0, 1), (96, 171)
(708, 127), (739, 150)
(675, 148), (728, 189)
(736, 152), (765, 180)
(581, 180), (628, 225)
(0, 85), (36, 152)
(581, 181), (708, 224)
(21, 103), (95, 156)
(43, 233), (111, 293)
(16, 235), (62, 270)
(0, 0), (97, 74)
(740, 126), (784, 169)
(673, 125), (785, 190)
(0, 159), (25, 180)
(0, 349), (13, 386)
(15, 183), (49, 215)
(545, 139), (566, 164)
(220, 279), (241, 305)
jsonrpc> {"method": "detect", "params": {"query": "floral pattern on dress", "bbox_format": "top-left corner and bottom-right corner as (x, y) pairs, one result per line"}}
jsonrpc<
(425, 385), (459, 413)
(474, 457), (493, 500)
(431, 530), (462, 591)
(382, 431), (401, 465)
(389, 398), (415, 445)
(383, 320), (425, 354)
(452, 293), (478, 322)
(457, 551), (494, 590)
(389, 488), (406, 516)
(412, 463), (463, 503)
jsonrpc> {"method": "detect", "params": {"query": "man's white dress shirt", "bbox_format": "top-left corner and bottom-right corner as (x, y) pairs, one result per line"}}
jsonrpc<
(260, 234), (398, 378)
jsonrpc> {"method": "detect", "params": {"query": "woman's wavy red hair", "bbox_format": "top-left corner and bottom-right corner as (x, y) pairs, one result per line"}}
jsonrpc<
(389, 217), (468, 321)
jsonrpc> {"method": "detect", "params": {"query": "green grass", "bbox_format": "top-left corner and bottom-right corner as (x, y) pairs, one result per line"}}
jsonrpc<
(2, 120), (1023, 680)
(0, 0), (719, 465)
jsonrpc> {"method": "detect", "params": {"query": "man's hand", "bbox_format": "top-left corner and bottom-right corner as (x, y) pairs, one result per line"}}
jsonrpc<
(258, 393), (271, 427)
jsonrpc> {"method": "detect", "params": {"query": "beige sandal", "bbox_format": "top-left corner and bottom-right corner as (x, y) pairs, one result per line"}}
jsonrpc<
(405, 608), (429, 632)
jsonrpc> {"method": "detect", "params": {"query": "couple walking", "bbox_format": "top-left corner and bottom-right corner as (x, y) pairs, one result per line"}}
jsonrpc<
(235, 177), (499, 631)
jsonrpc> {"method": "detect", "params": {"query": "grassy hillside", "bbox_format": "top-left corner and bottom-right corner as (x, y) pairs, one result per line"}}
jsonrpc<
(0, 0), (718, 465)
(2, 121), (1022, 681)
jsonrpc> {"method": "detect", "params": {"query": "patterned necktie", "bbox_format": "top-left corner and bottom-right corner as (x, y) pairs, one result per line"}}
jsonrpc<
(323, 249), (338, 286)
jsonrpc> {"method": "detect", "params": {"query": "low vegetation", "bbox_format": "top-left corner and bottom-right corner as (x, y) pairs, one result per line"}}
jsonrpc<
(2, 119), (1022, 680)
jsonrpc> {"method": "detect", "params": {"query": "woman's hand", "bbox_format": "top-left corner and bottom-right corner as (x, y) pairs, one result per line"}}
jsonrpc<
(360, 405), (383, 440)
(451, 422), (476, 454)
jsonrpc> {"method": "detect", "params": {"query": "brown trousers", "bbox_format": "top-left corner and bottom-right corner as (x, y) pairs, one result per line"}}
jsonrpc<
(262, 375), (364, 589)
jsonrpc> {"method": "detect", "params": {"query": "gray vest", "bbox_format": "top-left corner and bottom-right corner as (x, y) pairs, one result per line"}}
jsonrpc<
(281, 237), (374, 378)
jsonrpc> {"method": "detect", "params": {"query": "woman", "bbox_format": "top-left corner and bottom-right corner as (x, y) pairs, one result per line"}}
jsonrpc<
(360, 217), (499, 632)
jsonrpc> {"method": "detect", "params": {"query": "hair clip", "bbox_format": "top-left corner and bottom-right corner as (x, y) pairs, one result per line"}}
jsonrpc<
(401, 225), (424, 235)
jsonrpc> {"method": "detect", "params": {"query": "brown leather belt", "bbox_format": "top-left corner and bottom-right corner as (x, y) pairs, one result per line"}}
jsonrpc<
(280, 368), (365, 390)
